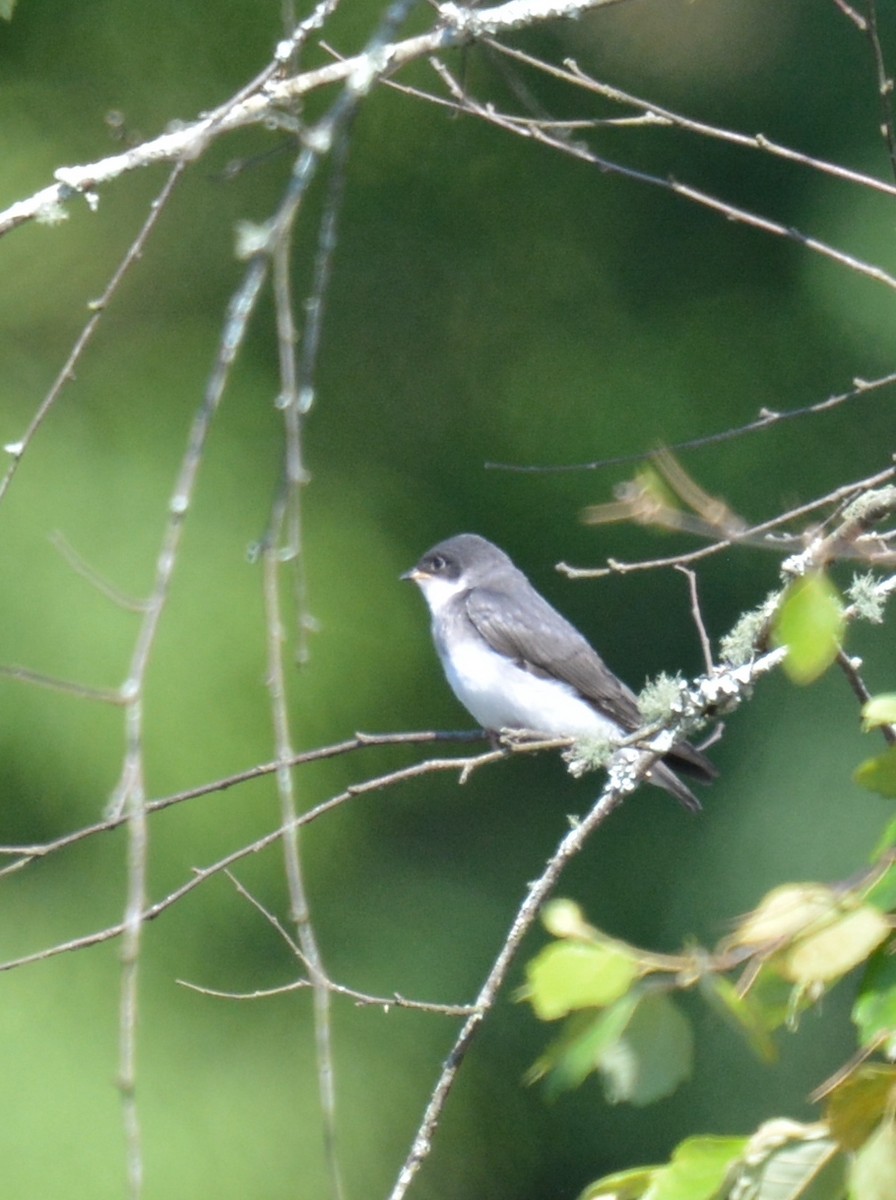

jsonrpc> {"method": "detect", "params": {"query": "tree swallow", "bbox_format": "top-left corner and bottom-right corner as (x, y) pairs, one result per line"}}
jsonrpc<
(402, 533), (716, 812)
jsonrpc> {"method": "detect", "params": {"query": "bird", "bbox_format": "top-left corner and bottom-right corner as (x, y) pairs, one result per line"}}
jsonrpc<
(402, 533), (716, 812)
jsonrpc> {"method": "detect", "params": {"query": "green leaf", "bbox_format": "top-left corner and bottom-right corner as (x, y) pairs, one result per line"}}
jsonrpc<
(534, 994), (639, 1092)
(645, 1136), (749, 1200)
(699, 974), (777, 1061)
(578, 1138), (747, 1200)
(541, 899), (597, 940)
(729, 1120), (846, 1200)
(849, 1119), (896, 1200)
(784, 904), (889, 985)
(855, 748), (896, 799)
(773, 571), (845, 685)
(854, 953), (896, 1055)
(524, 940), (640, 1021)
(825, 1065), (896, 1150)
(598, 991), (693, 1106)
(863, 695), (896, 732)
(534, 989), (693, 1104)
(732, 883), (838, 947)
(865, 859), (896, 910)
(749, 963), (811, 1033)
(578, 1165), (660, 1200)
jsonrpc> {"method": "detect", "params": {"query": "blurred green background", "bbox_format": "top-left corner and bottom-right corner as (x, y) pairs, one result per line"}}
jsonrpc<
(1, 0), (895, 1196)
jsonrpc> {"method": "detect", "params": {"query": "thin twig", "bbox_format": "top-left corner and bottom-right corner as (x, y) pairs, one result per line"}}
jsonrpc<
(386, 777), (628, 1200)
(486, 374), (896, 474)
(559, 462), (896, 577)
(0, 163), (184, 509)
(183, 874), (477, 1015)
(0, 664), (122, 704)
(501, 44), (896, 199)
(0, 731), (484, 877)
(0, 0), (630, 239)
(831, 0), (867, 30)
(866, 0), (896, 179)
(836, 649), (896, 748)
(177, 975), (479, 1015)
(49, 532), (149, 613)
(263, 497), (345, 1200)
(676, 566), (713, 673)
(0, 738), (573, 974)
(406, 48), (896, 314)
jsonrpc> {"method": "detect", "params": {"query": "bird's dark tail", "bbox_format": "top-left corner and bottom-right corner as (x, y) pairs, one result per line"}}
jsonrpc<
(648, 756), (711, 814)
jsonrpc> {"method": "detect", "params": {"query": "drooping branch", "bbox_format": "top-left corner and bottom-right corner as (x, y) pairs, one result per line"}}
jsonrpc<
(0, 0), (629, 239)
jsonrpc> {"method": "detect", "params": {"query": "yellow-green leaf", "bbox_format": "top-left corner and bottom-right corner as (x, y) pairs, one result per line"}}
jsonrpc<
(773, 571), (845, 684)
(854, 953), (896, 1055)
(578, 1164), (660, 1199)
(578, 1137), (748, 1200)
(849, 1119), (896, 1200)
(598, 991), (693, 1106)
(732, 1120), (845, 1200)
(784, 904), (889, 984)
(826, 1065), (896, 1150)
(647, 1136), (750, 1200)
(862, 695), (896, 732)
(864, 859), (896, 912)
(699, 974), (777, 1061)
(541, 899), (597, 940)
(732, 883), (837, 947)
(524, 940), (640, 1020)
(533, 994), (639, 1092)
(856, 748), (896, 799)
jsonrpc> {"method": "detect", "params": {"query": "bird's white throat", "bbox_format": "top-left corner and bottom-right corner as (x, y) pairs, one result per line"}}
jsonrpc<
(414, 573), (468, 615)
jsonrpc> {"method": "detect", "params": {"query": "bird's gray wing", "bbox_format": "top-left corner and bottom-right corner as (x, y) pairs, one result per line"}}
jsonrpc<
(463, 583), (645, 731)
(465, 581), (717, 795)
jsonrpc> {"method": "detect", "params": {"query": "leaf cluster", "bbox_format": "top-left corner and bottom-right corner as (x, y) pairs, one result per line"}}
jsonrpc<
(523, 823), (896, 1198)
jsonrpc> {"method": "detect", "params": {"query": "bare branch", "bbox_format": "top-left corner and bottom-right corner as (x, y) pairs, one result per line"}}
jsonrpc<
(560, 462), (896, 577)
(676, 566), (714, 674)
(487, 374), (896, 475)
(177, 975), (478, 1016)
(0, 0), (631, 240)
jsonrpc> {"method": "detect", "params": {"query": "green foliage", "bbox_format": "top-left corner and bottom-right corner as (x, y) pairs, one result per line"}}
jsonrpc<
(524, 939), (642, 1021)
(773, 571), (845, 685)
(580, 1124), (849, 1200)
(2, 1), (896, 1196)
(855, 748), (896, 799)
(861, 695), (896, 731)
(530, 988), (694, 1104)
(698, 974), (777, 1062)
(853, 954), (896, 1057)
(580, 1136), (748, 1200)
(730, 884), (889, 987)
(524, 828), (896, 1199)
(855, 695), (896, 798)
(848, 1118), (896, 1200)
(825, 1066), (896, 1151)
(596, 991), (693, 1106)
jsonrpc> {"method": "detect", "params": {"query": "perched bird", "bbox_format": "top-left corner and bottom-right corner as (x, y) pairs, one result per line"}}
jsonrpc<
(402, 533), (716, 811)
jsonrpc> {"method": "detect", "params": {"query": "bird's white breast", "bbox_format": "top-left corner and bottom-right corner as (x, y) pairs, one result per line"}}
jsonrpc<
(437, 633), (620, 739)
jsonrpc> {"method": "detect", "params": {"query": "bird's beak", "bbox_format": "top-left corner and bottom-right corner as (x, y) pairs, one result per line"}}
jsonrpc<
(401, 567), (425, 582)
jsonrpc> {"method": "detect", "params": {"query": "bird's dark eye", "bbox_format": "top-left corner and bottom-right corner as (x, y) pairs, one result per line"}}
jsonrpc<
(429, 554), (447, 572)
